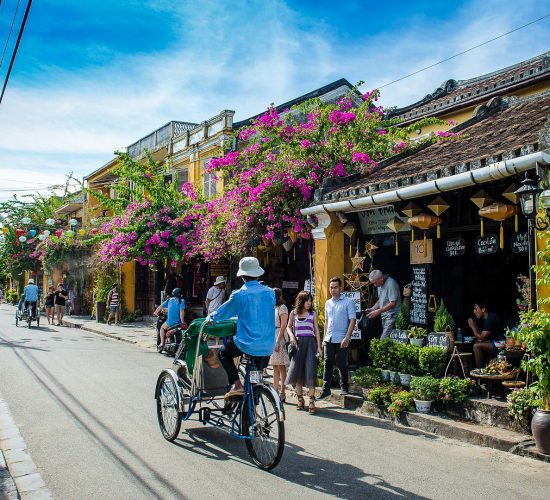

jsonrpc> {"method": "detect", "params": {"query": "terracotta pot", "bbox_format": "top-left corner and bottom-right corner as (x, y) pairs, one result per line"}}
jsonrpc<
(531, 409), (550, 455)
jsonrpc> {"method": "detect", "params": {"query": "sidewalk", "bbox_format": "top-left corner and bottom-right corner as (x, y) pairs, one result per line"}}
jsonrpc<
(62, 315), (156, 350)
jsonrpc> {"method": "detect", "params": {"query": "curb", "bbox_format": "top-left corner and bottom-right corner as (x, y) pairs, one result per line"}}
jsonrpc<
(62, 319), (139, 346)
(0, 397), (53, 499)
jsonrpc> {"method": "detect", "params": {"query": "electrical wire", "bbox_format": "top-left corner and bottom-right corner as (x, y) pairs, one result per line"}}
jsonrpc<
(0, 0), (33, 106)
(376, 13), (550, 89)
(0, 0), (22, 69)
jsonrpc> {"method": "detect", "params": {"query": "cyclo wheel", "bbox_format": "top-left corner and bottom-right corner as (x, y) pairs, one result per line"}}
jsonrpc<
(27, 314), (32, 328)
(156, 372), (183, 441)
(15, 312), (18, 327)
(242, 385), (285, 470)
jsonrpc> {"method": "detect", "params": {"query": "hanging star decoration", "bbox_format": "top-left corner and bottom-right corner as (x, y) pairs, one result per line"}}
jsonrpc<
(343, 273), (366, 291)
(364, 240), (378, 258)
(351, 250), (366, 272)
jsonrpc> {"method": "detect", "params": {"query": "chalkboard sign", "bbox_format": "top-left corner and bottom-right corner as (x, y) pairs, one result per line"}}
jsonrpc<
(389, 329), (409, 344)
(444, 237), (466, 257)
(410, 265), (428, 326)
(427, 332), (451, 350)
(511, 232), (528, 254)
(475, 234), (498, 255)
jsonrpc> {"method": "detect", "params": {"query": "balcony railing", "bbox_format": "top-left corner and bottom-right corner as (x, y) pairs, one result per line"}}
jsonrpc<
(127, 121), (197, 158)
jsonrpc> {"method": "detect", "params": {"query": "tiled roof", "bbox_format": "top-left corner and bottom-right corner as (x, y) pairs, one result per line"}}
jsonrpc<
(388, 51), (550, 124)
(322, 92), (550, 203)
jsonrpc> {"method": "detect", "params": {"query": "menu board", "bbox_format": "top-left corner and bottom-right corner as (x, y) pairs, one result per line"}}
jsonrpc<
(511, 232), (528, 254)
(389, 330), (409, 344)
(475, 234), (498, 255)
(427, 332), (451, 350)
(444, 237), (466, 257)
(341, 291), (361, 340)
(410, 265), (428, 326)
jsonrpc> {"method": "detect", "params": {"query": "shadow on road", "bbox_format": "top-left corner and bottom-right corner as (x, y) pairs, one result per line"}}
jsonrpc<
(0, 337), (49, 352)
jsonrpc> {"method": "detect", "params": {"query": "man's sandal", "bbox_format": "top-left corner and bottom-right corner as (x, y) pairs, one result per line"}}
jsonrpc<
(296, 395), (305, 410)
(308, 396), (317, 414)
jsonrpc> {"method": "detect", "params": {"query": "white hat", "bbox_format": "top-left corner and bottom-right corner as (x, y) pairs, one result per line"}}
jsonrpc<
(236, 257), (264, 278)
(28, 278), (34, 284)
(214, 276), (226, 286)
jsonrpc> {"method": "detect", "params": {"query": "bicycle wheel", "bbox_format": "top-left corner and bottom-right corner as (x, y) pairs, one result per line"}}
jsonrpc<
(242, 386), (285, 470)
(27, 315), (31, 328)
(15, 311), (18, 327)
(156, 372), (183, 441)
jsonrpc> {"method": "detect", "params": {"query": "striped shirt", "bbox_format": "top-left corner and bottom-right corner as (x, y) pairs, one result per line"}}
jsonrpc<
(294, 311), (315, 337)
(109, 291), (120, 306)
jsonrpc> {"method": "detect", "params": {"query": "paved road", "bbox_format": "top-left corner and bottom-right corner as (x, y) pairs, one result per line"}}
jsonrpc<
(1, 304), (550, 499)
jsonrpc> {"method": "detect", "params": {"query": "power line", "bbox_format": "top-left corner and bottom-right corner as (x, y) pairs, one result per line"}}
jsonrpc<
(0, 0), (22, 69)
(376, 13), (550, 89)
(0, 0), (33, 106)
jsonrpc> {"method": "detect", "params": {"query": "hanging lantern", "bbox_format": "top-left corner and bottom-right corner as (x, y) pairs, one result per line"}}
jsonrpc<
(21, 217), (31, 225)
(16, 229), (24, 237)
(29, 229), (37, 238)
(38, 234), (46, 241)
(78, 229), (86, 237)
(90, 228), (99, 235)
(43, 230), (50, 237)
(282, 239), (294, 252)
(2, 227), (8, 234)
(65, 230), (75, 237)
(408, 214), (441, 256)
(45, 218), (55, 226)
(470, 190), (493, 237)
(0, 235), (4, 243)
(19, 236), (27, 243)
(479, 202), (516, 249)
(401, 202), (422, 218)
(55, 230), (62, 237)
(90, 218), (98, 226)
(502, 183), (519, 232)
(287, 229), (298, 243)
(69, 218), (78, 227)
(342, 223), (356, 257)
(427, 196), (450, 238)
(387, 216), (405, 256)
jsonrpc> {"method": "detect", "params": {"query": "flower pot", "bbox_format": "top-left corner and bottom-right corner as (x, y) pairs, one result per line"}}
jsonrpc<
(381, 369), (390, 382)
(388, 370), (398, 383)
(399, 373), (412, 386)
(531, 409), (550, 455)
(95, 301), (106, 323)
(410, 338), (425, 347)
(414, 399), (433, 413)
(362, 388), (369, 399)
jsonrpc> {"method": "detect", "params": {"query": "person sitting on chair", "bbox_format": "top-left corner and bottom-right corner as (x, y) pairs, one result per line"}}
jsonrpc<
(467, 301), (504, 368)
(154, 288), (186, 353)
(208, 257), (275, 399)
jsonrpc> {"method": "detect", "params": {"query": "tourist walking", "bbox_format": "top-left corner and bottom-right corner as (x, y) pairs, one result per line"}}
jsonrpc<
(270, 288), (289, 402)
(205, 276), (227, 314)
(320, 277), (356, 399)
(44, 286), (56, 325)
(107, 284), (121, 325)
(285, 291), (322, 414)
(54, 283), (68, 326)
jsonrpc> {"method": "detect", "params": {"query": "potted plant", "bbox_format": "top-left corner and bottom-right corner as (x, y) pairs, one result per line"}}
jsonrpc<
(433, 301), (456, 342)
(410, 376), (439, 413)
(370, 339), (395, 382)
(438, 377), (475, 404)
(352, 367), (383, 398)
(394, 302), (410, 332)
(512, 310), (550, 454)
(387, 390), (415, 417)
(398, 344), (421, 386)
(407, 326), (428, 347)
(507, 386), (541, 427)
(419, 346), (447, 378)
(366, 384), (395, 407)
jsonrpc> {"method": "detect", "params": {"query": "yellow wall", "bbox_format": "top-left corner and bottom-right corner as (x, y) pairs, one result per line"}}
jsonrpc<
(536, 226), (550, 313)
(121, 261), (135, 313)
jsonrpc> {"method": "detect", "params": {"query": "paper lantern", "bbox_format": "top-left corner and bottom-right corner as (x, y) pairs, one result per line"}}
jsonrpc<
(19, 236), (27, 243)
(427, 196), (450, 238)
(387, 216), (405, 256)
(282, 239), (293, 252)
(470, 189), (493, 237)
(90, 218), (98, 226)
(38, 234), (46, 241)
(408, 214), (441, 256)
(29, 229), (37, 237)
(55, 230), (62, 237)
(287, 229), (298, 243)
(90, 228), (99, 235)
(21, 217), (31, 224)
(45, 218), (55, 226)
(2, 227), (8, 234)
(502, 183), (519, 232)
(78, 229), (86, 236)
(43, 230), (50, 237)
(479, 202), (516, 249)
(69, 218), (78, 227)
(16, 229), (24, 237)
(401, 202), (422, 219)
(0, 235), (4, 243)
(65, 230), (75, 237)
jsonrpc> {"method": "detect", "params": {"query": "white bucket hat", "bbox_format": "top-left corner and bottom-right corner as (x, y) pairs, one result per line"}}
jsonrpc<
(214, 276), (226, 286)
(236, 257), (264, 278)
(28, 278), (34, 284)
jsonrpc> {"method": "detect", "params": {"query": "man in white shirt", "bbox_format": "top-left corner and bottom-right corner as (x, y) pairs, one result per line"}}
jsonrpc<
(367, 269), (402, 340)
(205, 276), (226, 314)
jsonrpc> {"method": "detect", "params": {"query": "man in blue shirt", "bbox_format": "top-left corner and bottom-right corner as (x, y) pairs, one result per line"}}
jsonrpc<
(154, 288), (186, 353)
(209, 257), (275, 399)
(24, 278), (39, 319)
(320, 276), (357, 399)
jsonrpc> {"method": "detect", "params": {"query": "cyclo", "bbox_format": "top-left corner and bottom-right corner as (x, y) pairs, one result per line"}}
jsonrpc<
(154, 317), (285, 470)
(15, 300), (40, 328)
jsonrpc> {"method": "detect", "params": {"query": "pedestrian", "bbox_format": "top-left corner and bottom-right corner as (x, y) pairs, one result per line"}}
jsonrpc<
(54, 282), (68, 326)
(154, 288), (186, 353)
(285, 291), (322, 413)
(44, 285), (56, 325)
(107, 284), (121, 325)
(366, 270), (401, 340)
(270, 288), (289, 402)
(319, 277), (356, 399)
(205, 276), (226, 314)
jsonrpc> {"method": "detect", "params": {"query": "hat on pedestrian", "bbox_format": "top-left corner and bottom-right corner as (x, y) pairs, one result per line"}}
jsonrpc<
(214, 276), (226, 286)
(236, 257), (264, 278)
(28, 278), (34, 284)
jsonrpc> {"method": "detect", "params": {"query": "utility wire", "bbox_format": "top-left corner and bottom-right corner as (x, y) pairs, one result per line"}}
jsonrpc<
(0, 0), (33, 106)
(0, 0), (22, 69)
(376, 13), (550, 89)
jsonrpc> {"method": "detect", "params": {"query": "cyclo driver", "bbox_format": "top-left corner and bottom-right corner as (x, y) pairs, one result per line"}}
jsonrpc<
(208, 257), (275, 399)
(24, 278), (39, 319)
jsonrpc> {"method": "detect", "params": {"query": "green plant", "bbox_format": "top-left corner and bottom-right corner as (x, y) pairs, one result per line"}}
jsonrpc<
(407, 326), (428, 339)
(394, 302), (410, 330)
(134, 308), (143, 317)
(507, 386), (542, 421)
(419, 346), (447, 377)
(397, 344), (421, 375)
(438, 377), (475, 404)
(5, 288), (18, 304)
(512, 310), (550, 410)
(370, 339), (399, 370)
(93, 270), (117, 303)
(387, 390), (415, 417)
(410, 376), (439, 401)
(366, 384), (395, 406)
(317, 357), (325, 379)
(433, 300), (455, 332)
(352, 367), (383, 388)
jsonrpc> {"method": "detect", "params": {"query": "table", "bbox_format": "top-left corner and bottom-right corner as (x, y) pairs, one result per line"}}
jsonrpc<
(469, 371), (518, 399)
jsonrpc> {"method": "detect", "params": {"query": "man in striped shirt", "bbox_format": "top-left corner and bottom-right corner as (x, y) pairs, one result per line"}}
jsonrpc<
(107, 284), (121, 325)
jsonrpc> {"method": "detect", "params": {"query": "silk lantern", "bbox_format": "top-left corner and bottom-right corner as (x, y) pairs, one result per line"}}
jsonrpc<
(45, 218), (55, 226)
(16, 229), (24, 237)
(78, 229), (86, 237)
(470, 189), (493, 237)
(38, 234), (46, 241)
(43, 230), (50, 237)
(29, 229), (37, 238)
(69, 218), (78, 227)
(478, 202), (516, 249)
(427, 196), (450, 238)
(387, 216), (405, 256)
(0, 235), (4, 243)
(408, 214), (441, 256)
(502, 183), (519, 232)
(2, 227), (8, 234)
(55, 230), (62, 237)
(90, 228), (99, 235)
(65, 230), (75, 237)
(19, 236), (27, 243)
(21, 217), (31, 224)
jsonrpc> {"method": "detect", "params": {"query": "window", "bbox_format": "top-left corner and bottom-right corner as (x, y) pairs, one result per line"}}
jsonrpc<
(203, 159), (217, 199)
(175, 168), (189, 191)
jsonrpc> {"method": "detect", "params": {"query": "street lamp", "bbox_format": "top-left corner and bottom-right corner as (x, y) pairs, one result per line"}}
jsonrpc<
(514, 173), (550, 311)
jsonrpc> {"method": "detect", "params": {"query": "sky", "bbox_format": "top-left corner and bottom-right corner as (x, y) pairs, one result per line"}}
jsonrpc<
(0, 0), (548, 201)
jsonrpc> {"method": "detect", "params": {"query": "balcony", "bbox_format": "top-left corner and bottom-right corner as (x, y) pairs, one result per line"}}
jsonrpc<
(127, 121), (197, 158)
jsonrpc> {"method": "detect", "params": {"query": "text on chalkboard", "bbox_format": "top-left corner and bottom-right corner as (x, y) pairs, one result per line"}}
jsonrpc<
(410, 265), (428, 326)
(427, 332), (451, 350)
(475, 234), (498, 255)
(444, 237), (466, 257)
(389, 329), (409, 344)
(511, 232), (528, 254)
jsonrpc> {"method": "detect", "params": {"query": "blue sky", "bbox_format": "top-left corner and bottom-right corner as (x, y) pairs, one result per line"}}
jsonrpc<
(0, 0), (548, 200)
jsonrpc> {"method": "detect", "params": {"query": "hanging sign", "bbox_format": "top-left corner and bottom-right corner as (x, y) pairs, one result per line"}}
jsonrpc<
(282, 280), (299, 289)
(475, 234), (498, 255)
(410, 265), (428, 326)
(444, 237), (466, 257)
(389, 330), (409, 344)
(410, 239), (433, 264)
(358, 206), (410, 235)
(341, 291), (361, 339)
(511, 232), (528, 254)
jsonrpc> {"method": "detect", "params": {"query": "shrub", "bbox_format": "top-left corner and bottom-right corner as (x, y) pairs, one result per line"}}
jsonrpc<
(438, 377), (475, 404)
(507, 387), (542, 421)
(370, 339), (398, 370)
(367, 384), (395, 406)
(387, 390), (415, 417)
(410, 376), (439, 401)
(5, 288), (18, 304)
(394, 302), (410, 330)
(407, 326), (427, 339)
(352, 366), (383, 388)
(419, 346), (447, 377)
(397, 343), (421, 375)
(433, 300), (455, 333)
